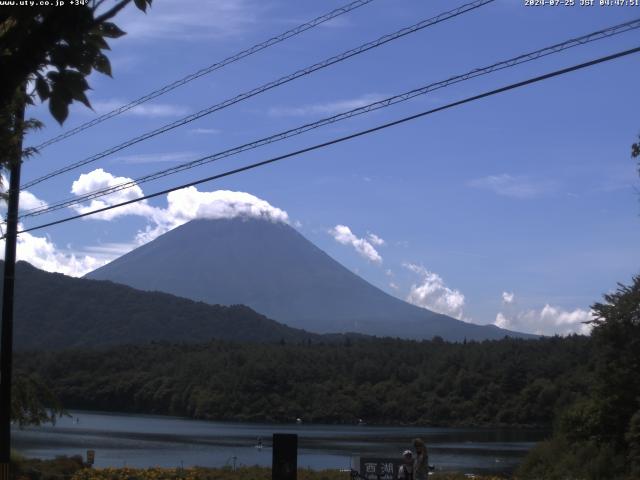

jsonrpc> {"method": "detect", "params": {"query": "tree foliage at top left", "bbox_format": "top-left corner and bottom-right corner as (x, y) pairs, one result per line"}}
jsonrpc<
(0, 0), (152, 125)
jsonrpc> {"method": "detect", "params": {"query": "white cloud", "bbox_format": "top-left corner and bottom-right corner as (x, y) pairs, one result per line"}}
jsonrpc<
(69, 169), (289, 245)
(3, 169), (292, 277)
(90, 99), (190, 118)
(319, 16), (352, 28)
(137, 187), (289, 243)
(403, 263), (465, 320)
(0, 227), (108, 277)
(0, 175), (122, 275)
(494, 305), (594, 336)
(502, 291), (515, 304)
(116, 151), (198, 164)
(1, 175), (48, 212)
(70, 169), (158, 221)
(268, 94), (386, 118)
(328, 224), (382, 264)
(468, 174), (555, 199)
(19, 190), (48, 211)
(116, 0), (263, 41)
(80, 242), (139, 261)
(189, 128), (221, 135)
(367, 232), (385, 246)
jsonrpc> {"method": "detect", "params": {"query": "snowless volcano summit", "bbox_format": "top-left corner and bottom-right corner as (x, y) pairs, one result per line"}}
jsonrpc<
(86, 217), (533, 341)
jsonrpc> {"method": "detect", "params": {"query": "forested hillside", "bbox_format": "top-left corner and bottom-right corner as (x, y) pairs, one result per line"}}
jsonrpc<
(3, 261), (326, 349)
(18, 335), (591, 427)
(518, 275), (640, 479)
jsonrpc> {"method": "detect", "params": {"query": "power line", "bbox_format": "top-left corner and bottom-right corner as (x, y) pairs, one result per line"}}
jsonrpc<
(30, 0), (378, 151)
(12, 45), (640, 238)
(19, 18), (640, 219)
(20, 0), (495, 190)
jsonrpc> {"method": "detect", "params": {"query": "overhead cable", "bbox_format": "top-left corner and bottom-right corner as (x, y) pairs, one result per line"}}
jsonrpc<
(31, 0), (378, 150)
(12, 45), (640, 238)
(21, 0), (495, 190)
(19, 18), (640, 219)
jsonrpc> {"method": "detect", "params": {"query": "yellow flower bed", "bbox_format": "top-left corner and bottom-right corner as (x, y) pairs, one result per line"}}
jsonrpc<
(71, 466), (348, 480)
(70, 466), (506, 480)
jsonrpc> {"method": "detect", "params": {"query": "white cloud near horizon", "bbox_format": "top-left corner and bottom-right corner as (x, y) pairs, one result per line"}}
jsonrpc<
(495, 305), (594, 336)
(328, 224), (383, 264)
(0, 227), (108, 277)
(468, 174), (555, 199)
(268, 93), (386, 118)
(0, 183), (104, 276)
(502, 291), (515, 304)
(404, 263), (465, 320)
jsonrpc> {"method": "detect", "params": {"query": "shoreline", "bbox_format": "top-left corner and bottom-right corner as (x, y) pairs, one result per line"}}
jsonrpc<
(51, 409), (552, 431)
(13, 411), (539, 477)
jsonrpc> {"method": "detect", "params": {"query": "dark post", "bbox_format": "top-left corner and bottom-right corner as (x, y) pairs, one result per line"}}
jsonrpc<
(272, 433), (297, 480)
(0, 91), (25, 480)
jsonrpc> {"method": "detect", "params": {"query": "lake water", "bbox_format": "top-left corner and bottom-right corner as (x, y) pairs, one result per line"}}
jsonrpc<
(13, 411), (548, 475)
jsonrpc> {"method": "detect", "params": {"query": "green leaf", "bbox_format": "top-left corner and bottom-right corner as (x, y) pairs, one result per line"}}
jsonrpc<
(33, 74), (48, 99)
(24, 119), (44, 131)
(89, 33), (111, 51)
(49, 94), (69, 124)
(134, 0), (148, 12)
(46, 70), (60, 82)
(62, 69), (89, 90)
(100, 22), (126, 39)
(93, 53), (112, 77)
(58, 70), (92, 109)
(68, 48), (94, 76)
(73, 90), (92, 109)
(50, 46), (70, 69)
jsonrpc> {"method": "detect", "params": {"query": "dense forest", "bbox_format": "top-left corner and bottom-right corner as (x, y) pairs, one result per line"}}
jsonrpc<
(18, 334), (591, 427)
(12, 275), (640, 479)
(517, 275), (640, 479)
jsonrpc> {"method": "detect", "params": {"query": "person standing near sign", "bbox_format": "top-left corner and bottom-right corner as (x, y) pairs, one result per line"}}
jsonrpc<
(397, 450), (413, 480)
(412, 438), (428, 480)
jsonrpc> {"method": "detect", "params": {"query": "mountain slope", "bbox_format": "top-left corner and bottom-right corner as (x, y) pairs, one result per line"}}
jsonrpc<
(86, 218), (533, 340)
(2, 261), (324, 350)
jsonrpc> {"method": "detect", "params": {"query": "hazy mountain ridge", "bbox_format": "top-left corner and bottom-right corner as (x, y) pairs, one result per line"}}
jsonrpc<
(86, 217), (534, 341)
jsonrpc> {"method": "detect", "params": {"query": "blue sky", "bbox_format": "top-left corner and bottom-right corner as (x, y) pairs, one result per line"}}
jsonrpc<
(5, 0), (640, 335)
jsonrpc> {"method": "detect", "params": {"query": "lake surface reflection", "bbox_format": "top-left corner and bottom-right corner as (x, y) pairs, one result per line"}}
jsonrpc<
(13, 411), (548, 475)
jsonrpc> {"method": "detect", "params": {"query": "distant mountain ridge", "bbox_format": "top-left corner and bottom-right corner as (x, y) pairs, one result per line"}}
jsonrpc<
(86, 217), (534, 341)
(1, 261), (329, 351)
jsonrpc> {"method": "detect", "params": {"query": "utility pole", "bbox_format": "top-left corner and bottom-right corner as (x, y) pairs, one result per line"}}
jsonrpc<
(0, 89), (25, 480)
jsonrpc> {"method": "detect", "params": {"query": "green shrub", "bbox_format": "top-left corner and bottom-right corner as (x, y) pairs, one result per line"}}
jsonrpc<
(516, 436), (627, 480)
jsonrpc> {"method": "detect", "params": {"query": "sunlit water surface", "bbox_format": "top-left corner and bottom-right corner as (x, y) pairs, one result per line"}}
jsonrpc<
(13, 411), (548, 475)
